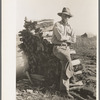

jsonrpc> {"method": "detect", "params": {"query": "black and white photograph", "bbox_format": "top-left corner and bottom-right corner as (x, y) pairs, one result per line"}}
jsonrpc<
(16, 0), (98, 100)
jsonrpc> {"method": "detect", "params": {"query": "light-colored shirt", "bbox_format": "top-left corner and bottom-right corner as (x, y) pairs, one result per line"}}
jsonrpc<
(51, 21), (76, 44)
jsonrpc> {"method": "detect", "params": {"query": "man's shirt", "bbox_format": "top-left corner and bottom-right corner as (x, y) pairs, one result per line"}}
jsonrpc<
(51, 21), (76, 44)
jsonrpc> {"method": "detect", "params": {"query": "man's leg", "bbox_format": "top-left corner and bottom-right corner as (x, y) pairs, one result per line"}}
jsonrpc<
(53, 46), (74, 98)
(60, 61), (74, 99)
(60, 61), (67, 91)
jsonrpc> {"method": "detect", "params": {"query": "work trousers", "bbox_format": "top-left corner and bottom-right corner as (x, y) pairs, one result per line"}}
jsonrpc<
(53, 45), (74, 91)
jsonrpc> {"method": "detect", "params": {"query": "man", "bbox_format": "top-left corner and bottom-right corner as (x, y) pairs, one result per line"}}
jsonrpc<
(51, 7), (76, 98)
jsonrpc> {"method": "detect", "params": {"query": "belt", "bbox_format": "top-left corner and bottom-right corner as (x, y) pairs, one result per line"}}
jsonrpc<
(54, 44), (67, 46)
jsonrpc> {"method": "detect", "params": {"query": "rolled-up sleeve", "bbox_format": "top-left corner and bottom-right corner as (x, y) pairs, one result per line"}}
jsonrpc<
(71, 30), (76, 43)
(66, 28), (76, 43)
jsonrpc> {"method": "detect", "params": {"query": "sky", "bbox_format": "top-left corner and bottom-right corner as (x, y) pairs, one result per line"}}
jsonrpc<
(17, 0), (98, 35)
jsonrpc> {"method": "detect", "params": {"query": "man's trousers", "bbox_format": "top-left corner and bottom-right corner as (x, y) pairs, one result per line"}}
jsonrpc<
(53, 45), (74, 91)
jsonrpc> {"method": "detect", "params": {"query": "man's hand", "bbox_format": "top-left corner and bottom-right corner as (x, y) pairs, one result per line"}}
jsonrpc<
(61, 42), (67, 46)
(68, 62), (74, 71)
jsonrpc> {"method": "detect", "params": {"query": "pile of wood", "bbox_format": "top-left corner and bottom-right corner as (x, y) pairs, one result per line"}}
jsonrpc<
(17, 18), (61, 85)
(23, 17), (54, 32)
(17, 18), (83, 87)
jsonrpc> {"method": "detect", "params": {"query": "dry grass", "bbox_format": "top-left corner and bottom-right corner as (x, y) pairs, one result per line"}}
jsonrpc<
(71, 36), (96, 61)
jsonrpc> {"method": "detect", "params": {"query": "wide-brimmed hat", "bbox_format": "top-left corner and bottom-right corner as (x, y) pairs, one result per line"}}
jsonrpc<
(58, 7), (73, 17)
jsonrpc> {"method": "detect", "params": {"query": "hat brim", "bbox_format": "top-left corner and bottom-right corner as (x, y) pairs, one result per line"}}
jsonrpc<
(58, 12), (73, 17)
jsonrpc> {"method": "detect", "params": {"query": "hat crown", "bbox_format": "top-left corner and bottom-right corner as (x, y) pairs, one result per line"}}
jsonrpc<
(57, 7), (73, 17)
(62, 7), (70, 13)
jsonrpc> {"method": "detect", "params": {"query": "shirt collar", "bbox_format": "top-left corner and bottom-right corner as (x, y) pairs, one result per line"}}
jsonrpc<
(60, 20), (69, 26)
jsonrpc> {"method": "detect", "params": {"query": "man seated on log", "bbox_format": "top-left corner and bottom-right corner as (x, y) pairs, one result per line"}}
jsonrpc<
(51, 7), (76, 98)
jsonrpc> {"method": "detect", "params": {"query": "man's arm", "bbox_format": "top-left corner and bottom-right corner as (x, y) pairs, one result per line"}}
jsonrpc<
(71, 31), (76, 43)
(66, 29), (76, 43)
(53, 23), (68, 42)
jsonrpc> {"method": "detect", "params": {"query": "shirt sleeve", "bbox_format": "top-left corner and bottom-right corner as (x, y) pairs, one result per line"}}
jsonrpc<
(71, 29), (76, 43)
(53, 23), (68, 41)
(65, 28), (76, 43)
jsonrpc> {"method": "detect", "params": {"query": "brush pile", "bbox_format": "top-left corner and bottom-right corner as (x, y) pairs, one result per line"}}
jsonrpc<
(18, 18), (62, 86)
(17, 17), (82, 86)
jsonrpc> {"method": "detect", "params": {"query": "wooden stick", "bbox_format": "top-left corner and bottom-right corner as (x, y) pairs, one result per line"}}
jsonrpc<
(26, 71), (33, 85)
(87, 95), (96, 100)
(63, 79), (69, 91)
(72, 59), (81, 66)
(83, 64), (96, 68)
(86, 76), (96, 81)
(70, 81), (83, 87)
(70, 92), (86, 100)
(30, 74), (45, 81)
(69, 86), (84, 91)
(70, 49), (76, 54)
(74, 70), (82, 75)
(88, 68), (96, 74)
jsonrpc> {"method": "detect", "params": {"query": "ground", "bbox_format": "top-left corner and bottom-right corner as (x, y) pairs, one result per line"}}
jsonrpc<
(16, 35), (96, 100)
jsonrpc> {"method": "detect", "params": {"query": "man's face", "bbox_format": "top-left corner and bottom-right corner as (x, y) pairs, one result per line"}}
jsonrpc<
(61, 14), (70, 23)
